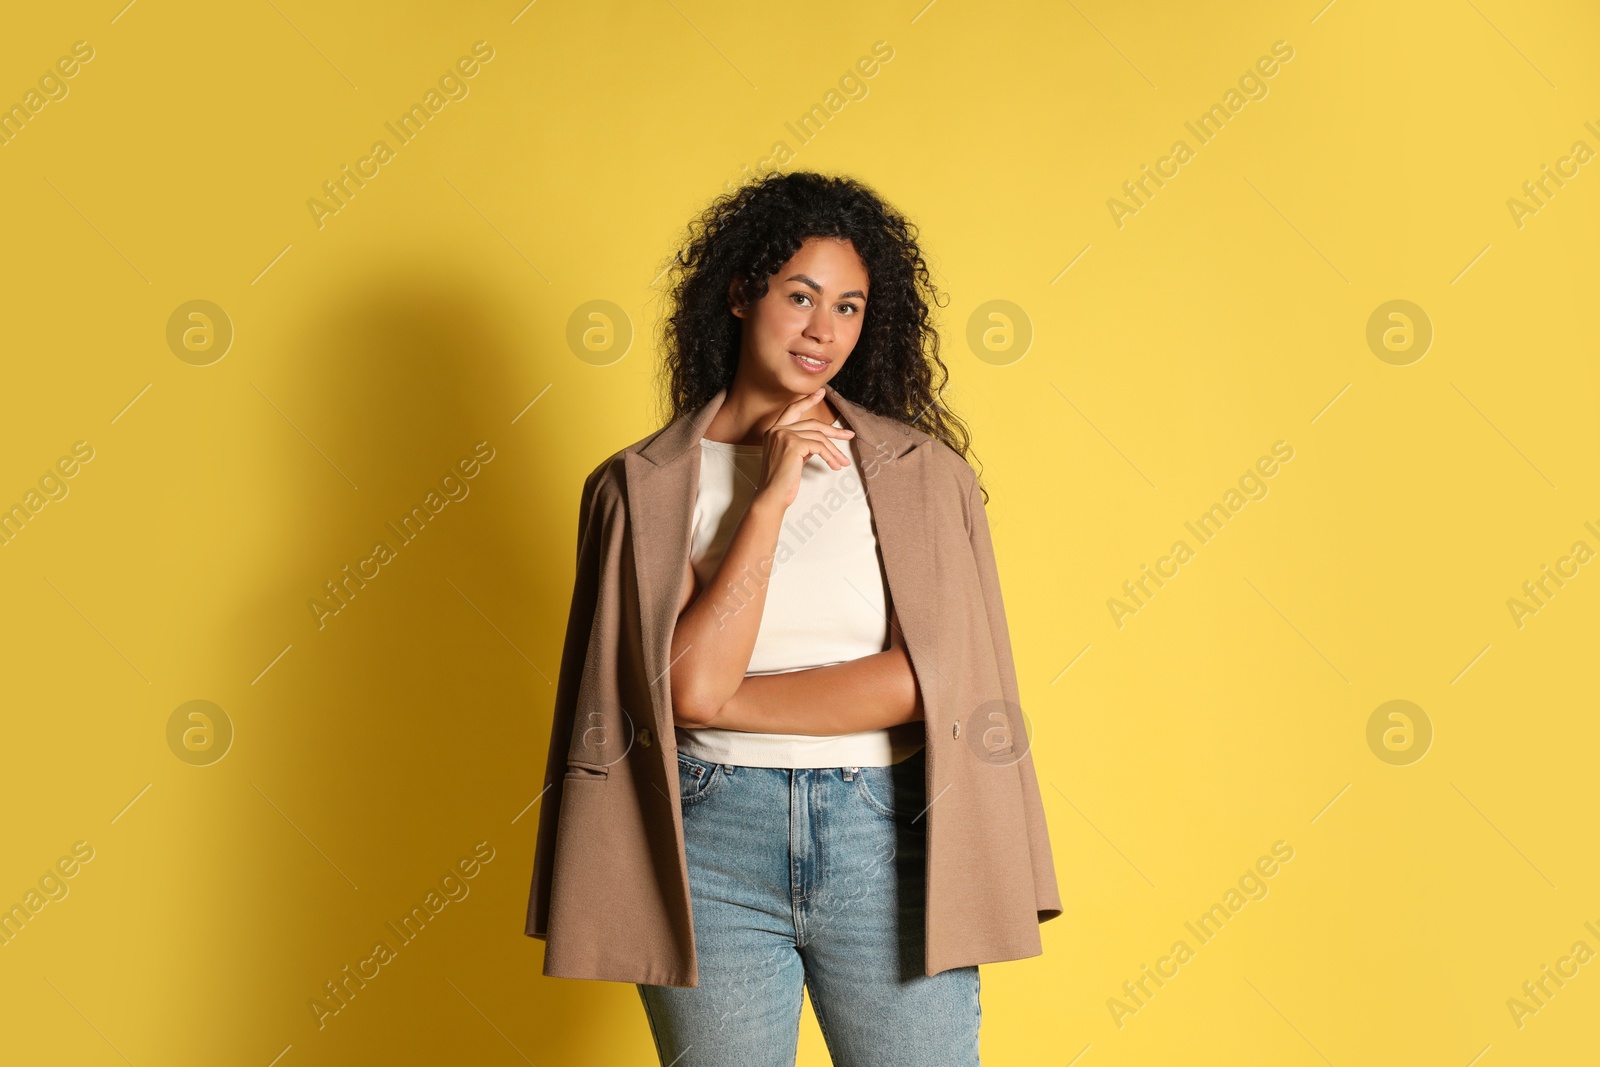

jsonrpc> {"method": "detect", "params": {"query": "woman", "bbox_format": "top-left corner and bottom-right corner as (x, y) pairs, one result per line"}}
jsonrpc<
(523, 172), (1061, 1066)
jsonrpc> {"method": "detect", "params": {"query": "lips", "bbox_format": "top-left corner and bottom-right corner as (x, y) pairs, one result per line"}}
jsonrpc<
(790, 351), (829, 369)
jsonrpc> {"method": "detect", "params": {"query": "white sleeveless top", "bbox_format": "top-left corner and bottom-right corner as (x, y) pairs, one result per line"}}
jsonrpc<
(673, 421), (926, 767)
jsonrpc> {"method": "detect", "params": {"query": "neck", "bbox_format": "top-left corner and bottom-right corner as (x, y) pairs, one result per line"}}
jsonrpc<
(705, 374), (837, 445)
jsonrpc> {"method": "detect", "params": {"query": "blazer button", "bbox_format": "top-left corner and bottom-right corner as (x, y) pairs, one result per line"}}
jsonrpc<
(952, 721), (961, 740)
(639, 728), (652, 748)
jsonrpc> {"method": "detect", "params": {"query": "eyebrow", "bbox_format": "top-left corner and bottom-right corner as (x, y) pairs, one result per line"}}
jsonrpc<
(784, 273), (867, 301)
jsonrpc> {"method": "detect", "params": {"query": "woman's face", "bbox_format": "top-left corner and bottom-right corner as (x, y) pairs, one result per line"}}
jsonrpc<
(730, 236), (870, 396)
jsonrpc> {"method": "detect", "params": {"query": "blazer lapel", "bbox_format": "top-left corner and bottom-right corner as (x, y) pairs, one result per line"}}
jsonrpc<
(826, 387), (939, 722)
(624, 382), (932, 749)
(624, 390), (723, 750)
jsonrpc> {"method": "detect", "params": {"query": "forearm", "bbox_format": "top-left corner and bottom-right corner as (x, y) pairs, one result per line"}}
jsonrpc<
(669, 494), (786, 720)
(704, 646), (924, 734)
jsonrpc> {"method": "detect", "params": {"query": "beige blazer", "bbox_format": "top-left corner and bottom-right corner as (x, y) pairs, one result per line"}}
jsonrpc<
(523, 382), (1062, 986)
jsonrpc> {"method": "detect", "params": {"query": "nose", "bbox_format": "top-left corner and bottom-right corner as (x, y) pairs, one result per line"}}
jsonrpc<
(803, 306), (833, 345)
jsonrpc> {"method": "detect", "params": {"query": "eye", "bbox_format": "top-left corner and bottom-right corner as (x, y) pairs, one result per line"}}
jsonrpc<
(791, 291), (862, 315)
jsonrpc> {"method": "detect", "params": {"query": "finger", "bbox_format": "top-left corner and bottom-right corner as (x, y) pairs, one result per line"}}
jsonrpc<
(774, 428), (851, 470)
(774, 435), (846, 472)
(771, 388), (827, 428)
(788, 418), (855, 439)
(794, 432), (851, 470)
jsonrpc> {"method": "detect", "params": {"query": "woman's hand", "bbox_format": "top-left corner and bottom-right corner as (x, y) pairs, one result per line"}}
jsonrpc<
(753, 388), (856, 511)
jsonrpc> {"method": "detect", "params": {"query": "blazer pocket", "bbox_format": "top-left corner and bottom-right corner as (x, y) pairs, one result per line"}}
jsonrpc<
(563, 759), (610, 781)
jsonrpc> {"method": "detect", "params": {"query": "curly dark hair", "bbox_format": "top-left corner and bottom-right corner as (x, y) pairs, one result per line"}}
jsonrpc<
(653, 170), (987, 500)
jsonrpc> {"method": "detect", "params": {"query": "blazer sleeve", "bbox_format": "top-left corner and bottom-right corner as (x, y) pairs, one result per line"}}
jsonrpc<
(963, 473), (1065, 920)
(524, 460), (611, 940)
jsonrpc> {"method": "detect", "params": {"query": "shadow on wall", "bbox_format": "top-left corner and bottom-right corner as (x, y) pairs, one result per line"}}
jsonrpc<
(210, 265), (635, 1057)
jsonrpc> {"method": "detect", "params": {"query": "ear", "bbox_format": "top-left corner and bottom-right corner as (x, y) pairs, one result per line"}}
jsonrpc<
(727, 276), (748, 318)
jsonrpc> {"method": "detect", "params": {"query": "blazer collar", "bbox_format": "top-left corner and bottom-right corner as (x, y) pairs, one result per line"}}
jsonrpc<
(623, 381), (934, 748)
(635, 381), (923, 468)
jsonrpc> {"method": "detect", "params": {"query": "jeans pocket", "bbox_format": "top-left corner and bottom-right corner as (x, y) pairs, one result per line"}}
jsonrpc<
(853, 753), (925, 827)
(676, 753), (725, 806)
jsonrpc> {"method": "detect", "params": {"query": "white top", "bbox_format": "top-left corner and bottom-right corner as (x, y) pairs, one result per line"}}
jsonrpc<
(673, 420), (925, 767)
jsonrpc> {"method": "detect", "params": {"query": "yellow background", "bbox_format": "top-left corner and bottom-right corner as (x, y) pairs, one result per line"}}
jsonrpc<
(2, 0), (1596, 1064)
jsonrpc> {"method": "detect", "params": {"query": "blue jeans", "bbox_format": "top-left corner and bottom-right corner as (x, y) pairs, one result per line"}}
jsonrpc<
(637, 746), (981, 1066)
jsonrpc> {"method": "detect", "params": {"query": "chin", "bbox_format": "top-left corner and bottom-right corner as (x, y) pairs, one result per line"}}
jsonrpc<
(786, 375), (832, 394)
(775, 367), (823, 389)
